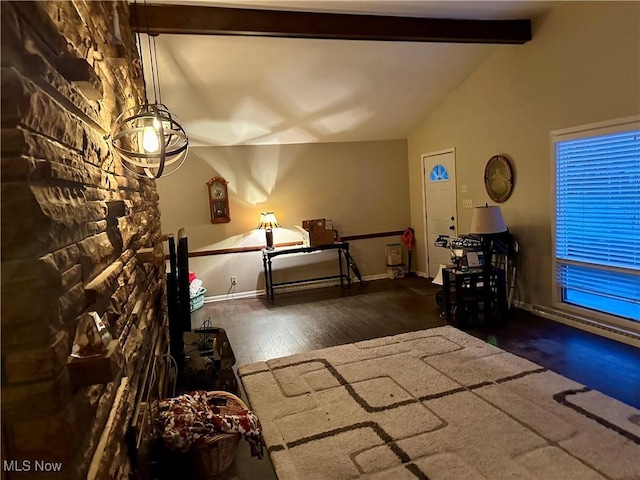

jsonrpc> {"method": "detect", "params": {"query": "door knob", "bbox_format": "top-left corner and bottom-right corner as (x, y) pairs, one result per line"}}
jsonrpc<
(449, 225), (455, 230)
(450, 216), (455, 221)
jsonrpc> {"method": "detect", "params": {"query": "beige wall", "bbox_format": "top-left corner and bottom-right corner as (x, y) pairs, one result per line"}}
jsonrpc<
(157, 140), (410, 297)
(407, 2), (640, 309)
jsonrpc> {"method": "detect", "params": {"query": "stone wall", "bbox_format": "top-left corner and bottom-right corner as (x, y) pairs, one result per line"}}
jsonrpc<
(1, 2), (168, 479)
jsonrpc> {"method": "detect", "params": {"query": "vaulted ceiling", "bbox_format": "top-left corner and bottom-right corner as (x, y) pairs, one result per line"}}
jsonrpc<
(134, 1), (558, 146)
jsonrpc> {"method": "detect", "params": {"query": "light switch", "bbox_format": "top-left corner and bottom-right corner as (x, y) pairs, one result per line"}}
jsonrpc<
(463, 199), (473, 208)
(461, 184), (468, 193)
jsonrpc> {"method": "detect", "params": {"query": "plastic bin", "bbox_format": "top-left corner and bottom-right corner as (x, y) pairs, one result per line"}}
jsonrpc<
(386, 264), (406, 280)
(190, 287), (207, 312)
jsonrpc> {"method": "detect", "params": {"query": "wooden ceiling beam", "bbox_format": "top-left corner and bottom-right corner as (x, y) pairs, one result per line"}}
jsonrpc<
(130, 4), (532, 44)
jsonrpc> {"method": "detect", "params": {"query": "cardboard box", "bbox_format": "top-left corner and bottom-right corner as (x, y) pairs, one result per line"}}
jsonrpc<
(300, 218), (335, 246)
(385, 243), (403, 266)
(308, 229), (335, 246)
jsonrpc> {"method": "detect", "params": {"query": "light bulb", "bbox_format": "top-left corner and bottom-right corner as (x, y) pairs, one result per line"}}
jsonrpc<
(142, 125), (159, 153)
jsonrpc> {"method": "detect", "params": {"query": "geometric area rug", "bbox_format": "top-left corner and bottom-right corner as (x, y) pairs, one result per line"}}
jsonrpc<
(238, 326), (640, 479)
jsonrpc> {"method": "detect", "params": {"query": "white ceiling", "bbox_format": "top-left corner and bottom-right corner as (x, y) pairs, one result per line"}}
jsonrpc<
(139, 1), (558, 146)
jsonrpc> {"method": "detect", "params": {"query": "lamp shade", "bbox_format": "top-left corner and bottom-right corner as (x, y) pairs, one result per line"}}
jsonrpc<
(470, 205), (507, 234)
(257, 212), (280, 230)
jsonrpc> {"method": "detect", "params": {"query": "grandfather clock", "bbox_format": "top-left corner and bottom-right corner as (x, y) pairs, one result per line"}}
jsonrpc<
(207, 176), (231, 224)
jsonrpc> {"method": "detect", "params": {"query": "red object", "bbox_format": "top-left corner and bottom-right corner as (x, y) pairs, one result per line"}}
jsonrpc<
(402, 228), (415, 251)
(188, 271), (197, 283)
(402, 227), (416, 276)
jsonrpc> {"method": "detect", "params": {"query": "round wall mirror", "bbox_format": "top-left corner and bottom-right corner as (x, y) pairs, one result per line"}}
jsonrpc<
(484, 155), (514, 203)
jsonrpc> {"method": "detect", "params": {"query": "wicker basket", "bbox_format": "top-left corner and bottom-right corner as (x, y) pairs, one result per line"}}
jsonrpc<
(192, 391), (246, 478)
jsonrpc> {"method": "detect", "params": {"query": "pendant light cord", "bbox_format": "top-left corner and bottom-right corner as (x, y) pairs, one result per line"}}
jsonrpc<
(142, 0), (161, 105)
(152, 35), (162, 105)
(132, 0), (149, 104)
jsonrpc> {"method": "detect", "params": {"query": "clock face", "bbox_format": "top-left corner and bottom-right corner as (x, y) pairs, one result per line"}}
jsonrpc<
(213, 184), (226, 199)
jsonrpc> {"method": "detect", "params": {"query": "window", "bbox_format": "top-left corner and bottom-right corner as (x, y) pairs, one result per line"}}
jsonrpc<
(429, 164), (449, 182)
(553, 116), (640, 323)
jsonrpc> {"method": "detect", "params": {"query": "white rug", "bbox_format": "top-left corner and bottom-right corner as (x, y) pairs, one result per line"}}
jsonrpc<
(238, 326), (640, 480)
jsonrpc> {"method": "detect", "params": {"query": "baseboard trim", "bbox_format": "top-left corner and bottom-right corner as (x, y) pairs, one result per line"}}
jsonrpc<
(364, 273), (389, 281)
(204, 289), (263, 303)
(514, 300), (640, 348)
(203, 273), (386, 303)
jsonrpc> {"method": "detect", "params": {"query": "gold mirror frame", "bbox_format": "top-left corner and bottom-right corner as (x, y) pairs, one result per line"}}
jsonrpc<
(484, 155), (514, 203)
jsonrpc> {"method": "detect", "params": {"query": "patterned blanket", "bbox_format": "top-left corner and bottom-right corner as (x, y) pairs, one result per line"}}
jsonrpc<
(159, 390), (265, 458)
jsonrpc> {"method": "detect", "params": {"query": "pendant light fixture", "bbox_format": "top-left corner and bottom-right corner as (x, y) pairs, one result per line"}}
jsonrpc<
(110, 0), (188, 179)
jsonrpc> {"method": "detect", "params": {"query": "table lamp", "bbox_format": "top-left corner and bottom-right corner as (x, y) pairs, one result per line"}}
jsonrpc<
(470, 204), (507, 235)
(257, 212), (280, 250)
(470, 204), (507, 267)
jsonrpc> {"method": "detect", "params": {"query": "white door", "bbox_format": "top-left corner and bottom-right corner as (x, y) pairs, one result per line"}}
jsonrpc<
(422, 149), (457, 278)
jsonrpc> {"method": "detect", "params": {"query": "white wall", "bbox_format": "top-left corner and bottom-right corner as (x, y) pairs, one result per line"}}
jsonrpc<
(407, 2), (640, 309)
(157, 140), (410, 297)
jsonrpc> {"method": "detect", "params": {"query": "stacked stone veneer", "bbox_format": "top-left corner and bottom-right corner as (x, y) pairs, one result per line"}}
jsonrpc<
(1, 2), (169, 479)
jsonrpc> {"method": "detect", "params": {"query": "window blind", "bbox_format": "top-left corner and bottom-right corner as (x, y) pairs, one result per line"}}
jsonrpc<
(554, 129), (640, 320)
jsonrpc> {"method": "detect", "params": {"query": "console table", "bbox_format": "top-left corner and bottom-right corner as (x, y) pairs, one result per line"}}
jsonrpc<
(262, 242), (351, 301)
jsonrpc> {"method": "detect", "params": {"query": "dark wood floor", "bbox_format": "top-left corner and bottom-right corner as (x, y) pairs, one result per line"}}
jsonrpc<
(188, 276), (640, 479)
(193, 276), (639, 408)
(192, 277), (445, 365)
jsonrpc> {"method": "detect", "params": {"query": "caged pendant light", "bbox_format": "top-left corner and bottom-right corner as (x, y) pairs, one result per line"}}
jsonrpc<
(110, 0), (188, 179)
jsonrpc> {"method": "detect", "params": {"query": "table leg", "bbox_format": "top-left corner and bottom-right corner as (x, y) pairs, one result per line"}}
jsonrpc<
(267, 257), (274, 301)
(344, 245), (351, 288)
(262, 254), (269, 298)
(494, 268), (507, 324)
(338, 248), (344, 287)
(443, 270), (454, 323)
